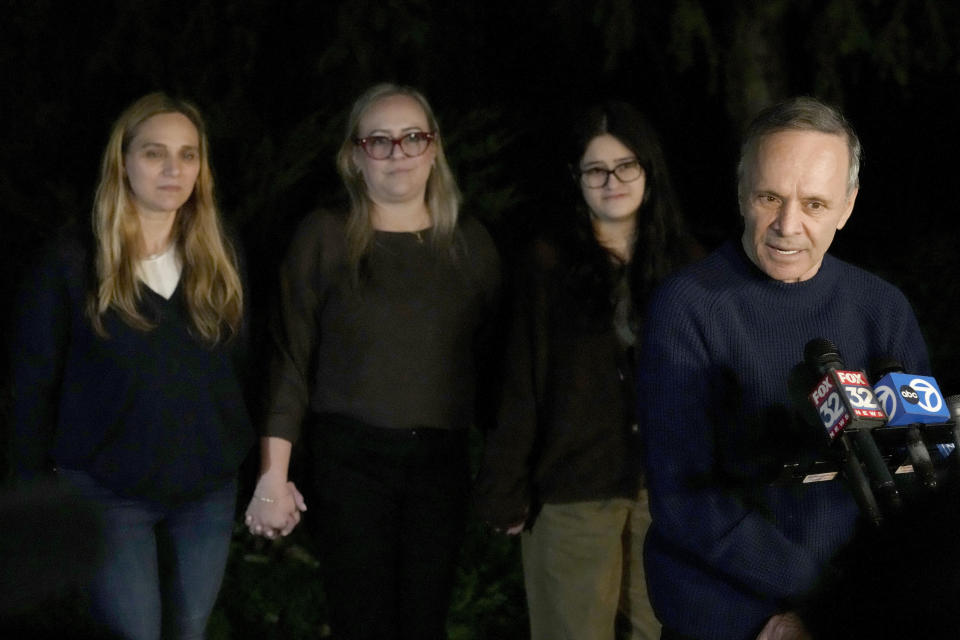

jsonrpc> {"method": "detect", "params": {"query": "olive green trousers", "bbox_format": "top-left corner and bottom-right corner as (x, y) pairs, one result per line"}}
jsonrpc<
(521, 491), (660, 640)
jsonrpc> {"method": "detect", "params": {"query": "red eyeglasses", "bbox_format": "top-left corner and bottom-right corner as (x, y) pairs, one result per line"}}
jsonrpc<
(353, 131), (436, 159)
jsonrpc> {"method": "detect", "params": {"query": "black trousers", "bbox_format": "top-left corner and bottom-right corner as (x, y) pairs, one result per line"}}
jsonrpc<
(305, 415), (470, 640)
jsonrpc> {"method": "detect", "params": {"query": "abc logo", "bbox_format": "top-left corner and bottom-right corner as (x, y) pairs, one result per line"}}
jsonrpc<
(899, 385), (920, 405)
(875, 385), (897, 419)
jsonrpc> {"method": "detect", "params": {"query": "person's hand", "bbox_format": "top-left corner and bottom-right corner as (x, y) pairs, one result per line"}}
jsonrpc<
(755, 612), (811, 640)
(245, 475), (307, 539)
(504, 521), (525, 535)
(492, 506), (527, 536)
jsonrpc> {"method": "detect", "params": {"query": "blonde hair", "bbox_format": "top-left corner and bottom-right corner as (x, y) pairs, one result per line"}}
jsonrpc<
(335, 83), (460, 273)
(87, 92), (243, 343)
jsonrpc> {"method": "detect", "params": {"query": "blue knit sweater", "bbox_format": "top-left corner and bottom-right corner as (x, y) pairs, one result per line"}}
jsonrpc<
(637, 240), (929, 640)
(10, 234), (253, 505)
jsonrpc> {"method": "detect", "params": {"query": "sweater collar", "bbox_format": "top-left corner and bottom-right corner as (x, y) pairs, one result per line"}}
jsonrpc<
(725, 238), (840, 297)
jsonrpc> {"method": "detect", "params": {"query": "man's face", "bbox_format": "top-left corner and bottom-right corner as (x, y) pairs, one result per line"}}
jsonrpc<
(740, 130), (857, 283)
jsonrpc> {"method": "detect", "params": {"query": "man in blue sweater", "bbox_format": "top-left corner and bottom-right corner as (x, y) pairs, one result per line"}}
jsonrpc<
(637, 97), (930, 640)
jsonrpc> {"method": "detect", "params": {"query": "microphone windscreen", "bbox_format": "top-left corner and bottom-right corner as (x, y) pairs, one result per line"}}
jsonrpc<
(804, 338), (843, 370)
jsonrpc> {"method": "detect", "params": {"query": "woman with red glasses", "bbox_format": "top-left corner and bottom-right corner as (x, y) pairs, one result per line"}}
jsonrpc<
(476, 101), (693, 640)
(244, 83), (500, 640)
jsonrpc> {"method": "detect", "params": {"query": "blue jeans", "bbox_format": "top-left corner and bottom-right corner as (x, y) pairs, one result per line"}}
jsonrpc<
(58, 469), (236, 640)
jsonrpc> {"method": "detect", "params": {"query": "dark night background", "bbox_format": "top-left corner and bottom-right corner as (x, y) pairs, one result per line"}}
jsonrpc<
(1, 1), (959, 637)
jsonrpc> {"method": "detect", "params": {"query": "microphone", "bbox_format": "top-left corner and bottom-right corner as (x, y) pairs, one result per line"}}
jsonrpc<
(870, 359), (948, 490)
(870, 358), (950, 426)
(804, 338), (901, 515)
(947, 395), (960, 472)
(787, 362), (882, 525)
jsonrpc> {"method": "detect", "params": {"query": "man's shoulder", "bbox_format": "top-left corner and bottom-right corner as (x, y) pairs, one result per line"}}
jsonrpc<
(651, 241), (748, 304)
(823, 254), (914, 307)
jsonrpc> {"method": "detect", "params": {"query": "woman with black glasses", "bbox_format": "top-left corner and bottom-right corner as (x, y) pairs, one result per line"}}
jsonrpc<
(477, 101), (692, 640)
(244, 83), (500, 640)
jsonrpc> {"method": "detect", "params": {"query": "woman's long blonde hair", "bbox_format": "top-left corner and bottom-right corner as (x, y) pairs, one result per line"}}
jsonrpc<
(87, 92), (243, 343)
(335, 83), (461, 274)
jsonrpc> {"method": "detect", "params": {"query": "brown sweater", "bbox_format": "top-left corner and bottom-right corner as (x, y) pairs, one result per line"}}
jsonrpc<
(263, 210), (500, 441)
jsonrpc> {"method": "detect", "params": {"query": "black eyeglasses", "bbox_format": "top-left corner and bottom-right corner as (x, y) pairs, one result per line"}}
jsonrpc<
(576, 160), (644, 189)
(353, 131), (436, 160)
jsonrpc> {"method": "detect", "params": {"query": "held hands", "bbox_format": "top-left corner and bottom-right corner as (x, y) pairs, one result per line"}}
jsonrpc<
(245, 474), (307, 539)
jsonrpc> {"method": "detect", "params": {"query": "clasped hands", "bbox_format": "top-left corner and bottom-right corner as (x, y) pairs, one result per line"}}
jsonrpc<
(244, 474), (307, 539)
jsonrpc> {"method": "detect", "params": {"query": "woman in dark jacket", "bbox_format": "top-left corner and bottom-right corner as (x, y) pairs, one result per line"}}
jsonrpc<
(476, 101), (691, 640)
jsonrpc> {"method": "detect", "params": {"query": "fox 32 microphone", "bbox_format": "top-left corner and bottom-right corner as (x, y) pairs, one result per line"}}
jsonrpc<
(802, 338), (900, 521)
(871, 359), (956, 488)
(786, 348), (881, 526)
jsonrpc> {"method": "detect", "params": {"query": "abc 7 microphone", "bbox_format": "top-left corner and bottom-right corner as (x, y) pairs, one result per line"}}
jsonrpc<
(870, 359), (951, 491)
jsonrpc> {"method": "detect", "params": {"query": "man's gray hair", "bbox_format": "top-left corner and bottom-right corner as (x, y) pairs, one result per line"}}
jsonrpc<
(737, 96), (861, 202)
